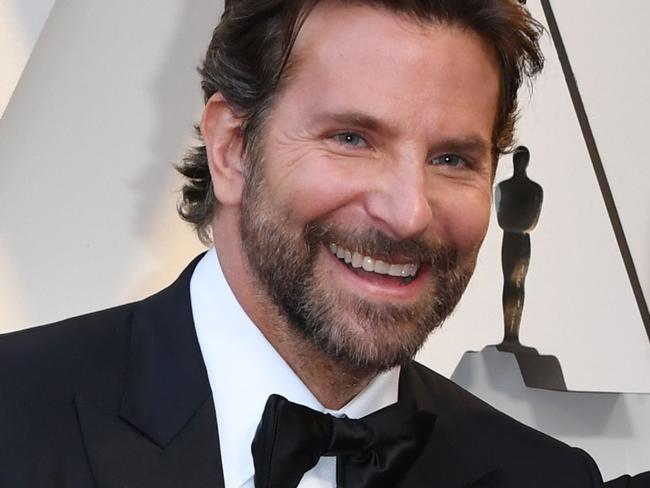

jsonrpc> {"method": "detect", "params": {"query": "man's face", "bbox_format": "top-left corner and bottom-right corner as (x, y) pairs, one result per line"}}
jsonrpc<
(239, 3), (499, 372)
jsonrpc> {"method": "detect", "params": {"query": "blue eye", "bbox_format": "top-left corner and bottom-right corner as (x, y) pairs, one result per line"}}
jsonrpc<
(333, 132), (368, 148)
(430, 154), (465, 167)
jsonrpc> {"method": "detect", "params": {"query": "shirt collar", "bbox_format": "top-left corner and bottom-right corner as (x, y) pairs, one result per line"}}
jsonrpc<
(190, 248), (400, 488)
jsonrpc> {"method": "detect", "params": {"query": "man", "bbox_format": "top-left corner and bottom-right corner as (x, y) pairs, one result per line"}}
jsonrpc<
(0, 0), (628, 486)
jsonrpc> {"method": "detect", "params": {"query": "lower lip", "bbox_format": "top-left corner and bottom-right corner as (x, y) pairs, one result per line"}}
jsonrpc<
(322, 245), (431, 301)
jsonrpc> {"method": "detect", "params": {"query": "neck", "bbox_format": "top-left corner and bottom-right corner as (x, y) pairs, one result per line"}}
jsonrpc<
(257, 311), (377, 408)
(212, 213), (376, 409)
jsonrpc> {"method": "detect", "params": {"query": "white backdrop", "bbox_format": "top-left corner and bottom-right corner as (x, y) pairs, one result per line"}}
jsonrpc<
(0, 0), (55, 116)
(1, 0), (648, 480)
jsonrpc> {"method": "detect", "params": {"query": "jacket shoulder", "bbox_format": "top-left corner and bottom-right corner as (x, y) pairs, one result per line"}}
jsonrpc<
(409, 360), (558, 443)
(0, 304), (140, 485)
(407, 361), (604, 486)
(0, 254), (202, 411)
(0, 304), (136, 410)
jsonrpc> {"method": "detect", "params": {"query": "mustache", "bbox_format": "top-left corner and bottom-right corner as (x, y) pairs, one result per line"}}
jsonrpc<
(305, 222), (458, 272)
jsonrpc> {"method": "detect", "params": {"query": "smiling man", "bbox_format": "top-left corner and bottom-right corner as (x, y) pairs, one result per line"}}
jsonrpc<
(0, 1), (614, 487)
(206, 1), (498, 407)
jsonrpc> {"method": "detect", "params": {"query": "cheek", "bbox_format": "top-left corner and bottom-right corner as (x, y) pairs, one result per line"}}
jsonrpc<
(436, 188), (492, 256)
(273, 158), (368, 222)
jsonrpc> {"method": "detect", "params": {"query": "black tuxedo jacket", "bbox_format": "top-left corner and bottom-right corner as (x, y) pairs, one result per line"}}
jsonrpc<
(0, 256), (610, 487)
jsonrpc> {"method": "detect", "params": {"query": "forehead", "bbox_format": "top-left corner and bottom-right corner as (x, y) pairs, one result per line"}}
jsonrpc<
(279, 2), (500, 144)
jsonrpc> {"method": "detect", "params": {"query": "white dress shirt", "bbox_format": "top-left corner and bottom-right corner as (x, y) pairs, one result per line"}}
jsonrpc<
(190, 248), (400, 488)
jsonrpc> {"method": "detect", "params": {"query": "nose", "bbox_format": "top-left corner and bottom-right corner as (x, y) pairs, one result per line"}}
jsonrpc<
(364, 159), (432, 240)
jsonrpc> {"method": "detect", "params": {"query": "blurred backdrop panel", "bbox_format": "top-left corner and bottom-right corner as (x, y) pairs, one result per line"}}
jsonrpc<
(0, 0), (56, 117)
(0, 0), (211, 330)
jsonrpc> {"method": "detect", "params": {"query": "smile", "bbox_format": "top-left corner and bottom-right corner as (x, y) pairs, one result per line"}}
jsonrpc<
(328, 243), (419, 279)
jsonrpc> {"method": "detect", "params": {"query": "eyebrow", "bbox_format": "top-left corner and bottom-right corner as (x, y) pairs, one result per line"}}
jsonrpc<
(310, 111), (395, 135)
(430, 135), (493, 158)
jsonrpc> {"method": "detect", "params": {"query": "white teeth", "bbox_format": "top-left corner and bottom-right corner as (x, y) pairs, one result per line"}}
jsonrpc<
(374, 260), (389, 274)
(388, 264), (403, 277)
(329, 243), (419, 278)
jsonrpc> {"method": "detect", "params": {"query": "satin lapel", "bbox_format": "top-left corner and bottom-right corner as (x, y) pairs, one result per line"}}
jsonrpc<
(398, 362), (501, 488)
(76, 255), (225, 488)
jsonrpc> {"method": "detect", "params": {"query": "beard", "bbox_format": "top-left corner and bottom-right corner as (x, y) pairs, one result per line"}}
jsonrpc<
(239, 151), (477, 374)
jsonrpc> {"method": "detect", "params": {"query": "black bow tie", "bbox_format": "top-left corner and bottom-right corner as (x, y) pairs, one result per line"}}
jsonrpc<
(251, 394), (436, 488)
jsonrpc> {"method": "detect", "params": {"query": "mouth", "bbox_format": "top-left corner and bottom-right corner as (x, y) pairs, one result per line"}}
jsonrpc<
(328, 243), (420, 285)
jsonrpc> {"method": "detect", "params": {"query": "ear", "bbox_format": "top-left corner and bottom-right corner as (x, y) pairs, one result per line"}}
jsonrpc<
(200, 93), (245, 207)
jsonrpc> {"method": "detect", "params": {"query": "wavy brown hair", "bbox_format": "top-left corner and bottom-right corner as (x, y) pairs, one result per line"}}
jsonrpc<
(177, 0), (544, 244)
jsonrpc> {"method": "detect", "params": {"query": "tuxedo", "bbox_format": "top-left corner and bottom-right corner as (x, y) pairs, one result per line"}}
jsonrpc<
(0, 256), (608, 487)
